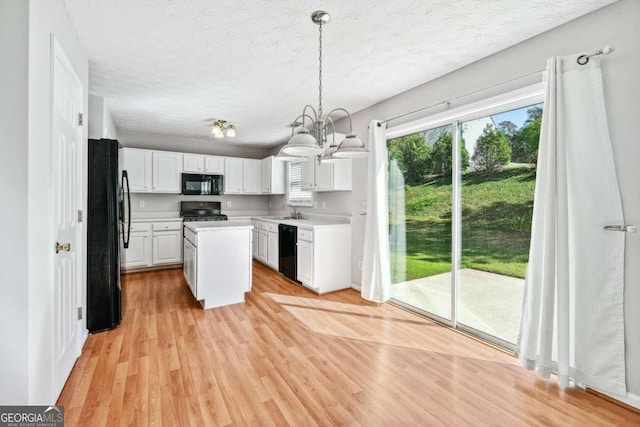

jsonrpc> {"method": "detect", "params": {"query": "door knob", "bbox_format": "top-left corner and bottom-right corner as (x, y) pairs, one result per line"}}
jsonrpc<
(55, 242), (71, 253)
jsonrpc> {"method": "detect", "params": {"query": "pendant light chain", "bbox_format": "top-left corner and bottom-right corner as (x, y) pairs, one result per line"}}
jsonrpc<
(277, 11), (368, 161)
(318, 22), (323, 118)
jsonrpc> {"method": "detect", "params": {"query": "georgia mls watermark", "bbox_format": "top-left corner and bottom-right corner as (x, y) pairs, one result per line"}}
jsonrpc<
(0, 406), (64, 427)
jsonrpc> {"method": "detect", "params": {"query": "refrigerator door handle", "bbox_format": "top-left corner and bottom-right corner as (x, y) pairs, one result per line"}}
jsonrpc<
(122, 170), (131, 249)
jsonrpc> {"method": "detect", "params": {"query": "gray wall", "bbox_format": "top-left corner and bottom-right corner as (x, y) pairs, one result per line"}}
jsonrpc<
(287, 0), (640, 395)
(0, 0), (30, 405)
(119, 130), (272, 159)
(130, 193), (270, 216)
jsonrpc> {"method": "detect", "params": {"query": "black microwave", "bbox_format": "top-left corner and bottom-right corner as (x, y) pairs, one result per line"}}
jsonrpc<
(181, 173), (224, 195)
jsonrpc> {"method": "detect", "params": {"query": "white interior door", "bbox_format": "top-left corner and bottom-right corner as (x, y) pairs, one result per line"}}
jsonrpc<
(52, 38), (83, 396)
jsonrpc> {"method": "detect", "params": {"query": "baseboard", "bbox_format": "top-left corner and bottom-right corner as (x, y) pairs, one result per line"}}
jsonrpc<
(121, 263), (182, 274)
(590, 387), (640, 411)
(350, 283), (361, 291)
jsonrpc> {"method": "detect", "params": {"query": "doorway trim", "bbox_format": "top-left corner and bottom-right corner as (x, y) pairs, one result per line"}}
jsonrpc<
(50, 35), (85, 400)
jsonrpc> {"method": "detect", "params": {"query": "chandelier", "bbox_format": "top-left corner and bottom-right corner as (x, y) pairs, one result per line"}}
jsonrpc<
(211, 119), (236, 138)
(276, 11), (368, 162)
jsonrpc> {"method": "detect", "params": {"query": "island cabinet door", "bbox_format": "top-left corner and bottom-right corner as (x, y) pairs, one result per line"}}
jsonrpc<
(252, 228), (259, 258)
(183, 239), (197, 298)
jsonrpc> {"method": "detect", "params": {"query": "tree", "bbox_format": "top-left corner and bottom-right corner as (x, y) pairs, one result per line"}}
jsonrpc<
(509, 106), (542, 163)
(387, 133), (431, 185)
(428, 131), (469, 176)
(472, 124), (511, 172)
(498, 120), (517, 137)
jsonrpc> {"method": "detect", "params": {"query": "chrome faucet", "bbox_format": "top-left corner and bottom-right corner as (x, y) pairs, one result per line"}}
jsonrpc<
(283, 204), (301, 219)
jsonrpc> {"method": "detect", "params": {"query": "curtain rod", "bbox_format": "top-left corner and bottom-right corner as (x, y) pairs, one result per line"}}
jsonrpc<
(377, 69), (543, 127)
(378, 44), (615, 127)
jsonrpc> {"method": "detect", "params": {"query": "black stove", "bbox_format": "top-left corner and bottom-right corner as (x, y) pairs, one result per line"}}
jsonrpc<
(180, 201), (227, 222)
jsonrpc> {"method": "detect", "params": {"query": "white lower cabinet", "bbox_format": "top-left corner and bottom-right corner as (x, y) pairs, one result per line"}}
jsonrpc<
(253, 221), (279, 271)
(122, 220), (183, 269)
(252, 228), (259, 258)
(296, 239), (313, 285)
(251, 219), (352, 294)
(183, 237), (197, 297)
(267, 230), (279, 270)
(296, 226), (352, 293)
(153, 230), (182, 265)
(121, 223), (152, 268)
(258, 229), (268, 263)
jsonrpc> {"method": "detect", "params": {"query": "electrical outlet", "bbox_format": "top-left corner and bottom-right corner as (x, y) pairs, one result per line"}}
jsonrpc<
(269, 200), (272, 208)
(313, 201), (317, 209)
(321, 201), (326, 210)
(358, 260), (363, 271)
(360, 201), (367, 215)
(226, 201), (232, 208)
(139, 200), (145, 208)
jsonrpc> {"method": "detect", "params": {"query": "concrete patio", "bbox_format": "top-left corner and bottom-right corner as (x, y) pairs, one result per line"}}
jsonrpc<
(391, 269), (524, 344)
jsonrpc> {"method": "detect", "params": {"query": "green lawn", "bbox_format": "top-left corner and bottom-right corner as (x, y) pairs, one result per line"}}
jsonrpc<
(390, 166), (536, 282)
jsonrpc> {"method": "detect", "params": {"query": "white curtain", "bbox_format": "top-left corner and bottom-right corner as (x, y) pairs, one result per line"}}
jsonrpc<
(361, 120), (391, 303)
(517, 55), (626, 396)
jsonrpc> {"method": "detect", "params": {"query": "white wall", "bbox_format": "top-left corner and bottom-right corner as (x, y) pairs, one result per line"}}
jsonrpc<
(327, 0), (640, 396)
(0, 0), (30, 405)
(28, 0), (89, 404)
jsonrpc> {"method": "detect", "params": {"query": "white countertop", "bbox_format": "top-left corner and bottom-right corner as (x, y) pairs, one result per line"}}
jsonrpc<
(251, 216), (350, 230)
(184, 219), (254, 232)
(130, 217), (183, 223)
(130, 211), (182, 222)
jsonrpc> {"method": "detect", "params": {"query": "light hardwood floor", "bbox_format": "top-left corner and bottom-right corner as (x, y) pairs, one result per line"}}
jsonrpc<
(58, 262), (639, 426)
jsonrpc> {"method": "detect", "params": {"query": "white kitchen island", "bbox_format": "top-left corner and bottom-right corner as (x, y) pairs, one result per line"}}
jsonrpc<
(183, 220), (253, 309)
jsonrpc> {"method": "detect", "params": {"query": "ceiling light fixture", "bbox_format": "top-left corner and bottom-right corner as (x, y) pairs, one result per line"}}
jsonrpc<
(277, 11), (368, 162)
(212, 120), (236, 138)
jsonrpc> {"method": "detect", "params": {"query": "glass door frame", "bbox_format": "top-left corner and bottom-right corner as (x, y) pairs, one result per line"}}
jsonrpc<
(386, 83), (544, 348)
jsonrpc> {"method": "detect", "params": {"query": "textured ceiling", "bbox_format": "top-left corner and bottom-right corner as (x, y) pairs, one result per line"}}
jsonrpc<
(64, 0), (615, 146)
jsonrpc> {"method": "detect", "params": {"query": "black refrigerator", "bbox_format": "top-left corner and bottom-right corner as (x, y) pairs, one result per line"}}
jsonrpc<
(87, 139), (130, 333)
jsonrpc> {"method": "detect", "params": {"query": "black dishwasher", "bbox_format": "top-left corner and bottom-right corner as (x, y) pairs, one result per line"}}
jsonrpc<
(278, 224), (298, 282)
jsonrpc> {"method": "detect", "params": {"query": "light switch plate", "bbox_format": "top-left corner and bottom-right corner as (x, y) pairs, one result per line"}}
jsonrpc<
(139, 200), (145, 208)
(226, 201), (232, 208)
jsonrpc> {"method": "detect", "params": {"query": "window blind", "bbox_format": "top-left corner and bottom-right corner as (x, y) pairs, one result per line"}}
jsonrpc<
(288, 162), (313, 206)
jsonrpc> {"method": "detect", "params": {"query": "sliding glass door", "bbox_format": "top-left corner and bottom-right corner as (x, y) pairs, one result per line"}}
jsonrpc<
(388, 125), (453, 321)
(387, 94), (543, 349)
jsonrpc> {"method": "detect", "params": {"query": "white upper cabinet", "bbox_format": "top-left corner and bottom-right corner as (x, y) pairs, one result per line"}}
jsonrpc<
(183, 154), (225, 174)
(120, 148), (152, 192)
(121, 147), (283, 195)
(261, 156), (286, 194)
(183, 154), (204, 173)
(300, 158), (352, 192)
(242, 159), (261, 194)
(301, 157), (316, 191)
(204, 156), (225, 174)
(152, 151), (183, 193)
(224, 157), (243, 193)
